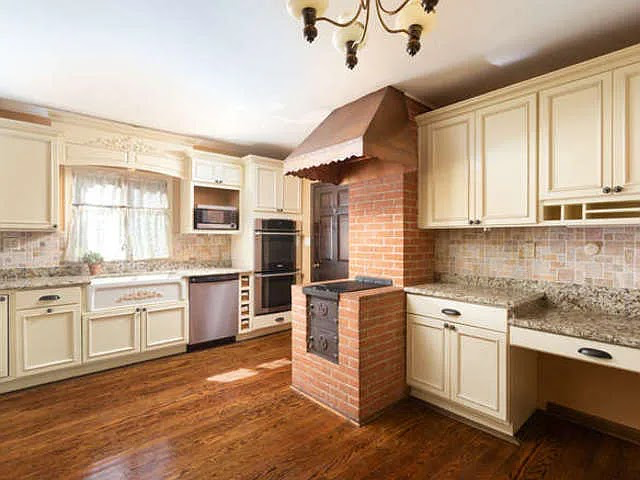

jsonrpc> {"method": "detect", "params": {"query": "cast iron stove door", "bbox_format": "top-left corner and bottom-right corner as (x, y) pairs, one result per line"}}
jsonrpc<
(307, 296), (339, 364)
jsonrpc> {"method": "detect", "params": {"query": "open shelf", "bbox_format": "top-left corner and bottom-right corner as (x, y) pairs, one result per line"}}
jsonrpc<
(194, 186), (239, 209)
(542, 198), (640, 225)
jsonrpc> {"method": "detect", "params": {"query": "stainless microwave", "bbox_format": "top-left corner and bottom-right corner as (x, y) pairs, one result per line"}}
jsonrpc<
(193, 205), (239, 230)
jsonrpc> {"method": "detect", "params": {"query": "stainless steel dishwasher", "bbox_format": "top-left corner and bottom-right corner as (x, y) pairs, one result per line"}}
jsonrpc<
(188, 274), (239, 350)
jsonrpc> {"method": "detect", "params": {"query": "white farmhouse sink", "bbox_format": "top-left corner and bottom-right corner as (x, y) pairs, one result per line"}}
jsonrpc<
(87, 273), (186, 312)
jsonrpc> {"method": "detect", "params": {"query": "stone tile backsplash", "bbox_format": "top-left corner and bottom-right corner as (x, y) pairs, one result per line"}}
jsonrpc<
(435, 226), (640, 289)
(0, 231), (231, 271)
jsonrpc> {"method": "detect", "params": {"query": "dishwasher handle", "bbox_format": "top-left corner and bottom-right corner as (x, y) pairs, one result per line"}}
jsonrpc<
(190, 274), (239, 284)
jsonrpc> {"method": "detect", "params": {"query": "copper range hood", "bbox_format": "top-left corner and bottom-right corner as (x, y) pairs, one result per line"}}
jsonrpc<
(284, 86), (427, 185)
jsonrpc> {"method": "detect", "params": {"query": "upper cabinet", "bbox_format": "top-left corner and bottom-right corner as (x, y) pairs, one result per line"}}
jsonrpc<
(418, 45), (640, 228)
(613, 62), (640, 195)
(420, 94), (537, 228)
(251, 159), (302, 214)
(539, 72), (612, 200)
(192, 156), (243, 187)
(0, 119), (60, 231)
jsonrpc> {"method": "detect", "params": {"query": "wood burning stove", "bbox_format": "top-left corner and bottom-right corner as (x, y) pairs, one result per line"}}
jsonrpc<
(303, 276), (392, 363)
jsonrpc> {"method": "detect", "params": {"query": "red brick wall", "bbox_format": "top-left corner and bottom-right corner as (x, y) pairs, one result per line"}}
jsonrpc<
(291, 285), (406, 424)
(349, 170), (434, 287)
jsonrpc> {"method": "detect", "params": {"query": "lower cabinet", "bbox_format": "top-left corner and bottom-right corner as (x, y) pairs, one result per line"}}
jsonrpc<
(16, 305), (82, 376)
(84, 308), (140, 362)
(449, 324), (507, 421)
(407, 311), (507, 422)
(142, 303), (188, 351)
(0, 295), (8, 379)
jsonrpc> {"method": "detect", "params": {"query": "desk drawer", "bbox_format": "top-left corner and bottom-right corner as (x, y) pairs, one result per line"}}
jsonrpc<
(510, 326), (640, 374)
(15, 287), (82, 311)
(407, 294), (507, 333)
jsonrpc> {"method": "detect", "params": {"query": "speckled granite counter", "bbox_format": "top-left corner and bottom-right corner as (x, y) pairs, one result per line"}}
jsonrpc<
(406, 274), (640, 351)
(511, 301), (640, 350)
(0, 267), (251, 291)
(404, 282), (544, 312)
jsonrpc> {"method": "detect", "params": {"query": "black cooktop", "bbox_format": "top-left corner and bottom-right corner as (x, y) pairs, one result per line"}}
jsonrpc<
(303, 276), (392, 300)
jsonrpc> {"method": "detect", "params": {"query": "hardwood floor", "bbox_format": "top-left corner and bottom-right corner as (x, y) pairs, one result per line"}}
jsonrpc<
(1, 332), (639, 480)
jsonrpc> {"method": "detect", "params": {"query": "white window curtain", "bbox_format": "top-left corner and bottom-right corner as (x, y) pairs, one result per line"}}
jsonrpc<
(67, 170), (171, 262)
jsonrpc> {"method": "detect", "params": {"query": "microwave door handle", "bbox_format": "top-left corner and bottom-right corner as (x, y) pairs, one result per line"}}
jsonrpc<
(256, 271), (299, 278)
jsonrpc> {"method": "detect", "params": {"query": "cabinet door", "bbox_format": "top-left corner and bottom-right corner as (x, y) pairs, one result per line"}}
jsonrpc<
(449, 323), (507, 420)
(422, 113), (474, 227)
(84, 309), (140, 362)
(16, 305), (81, 376)
(613, 62), (640, 194)
(540, 72), (612, 200)
(142, 303), (188, 351)
(0, 125), (59, 230)
(282, 175), (302, 213)
(475, 95), (537, 225)
(407, 314), (449, 399)
(193, 158), (216, 183)
(255, 165), (281, 212)
(0, 296), (7, 378)
(217, 163), (243, 187)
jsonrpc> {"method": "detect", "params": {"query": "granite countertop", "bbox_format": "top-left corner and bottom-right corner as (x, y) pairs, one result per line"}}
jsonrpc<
(511, 301), (640, 350)
(0, 267), (252, 291)
(404, 282), (544, 311)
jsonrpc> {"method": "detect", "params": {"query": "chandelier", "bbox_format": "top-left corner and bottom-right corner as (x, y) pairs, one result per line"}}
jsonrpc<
(286, 0), (439, 69)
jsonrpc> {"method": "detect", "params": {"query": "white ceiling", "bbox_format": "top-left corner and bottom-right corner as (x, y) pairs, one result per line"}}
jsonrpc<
(1, 0), (639, 158)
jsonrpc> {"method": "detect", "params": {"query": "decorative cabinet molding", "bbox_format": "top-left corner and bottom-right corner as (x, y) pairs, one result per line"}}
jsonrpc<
(83, 135), (157, 154)
(0, 119), (60, 231)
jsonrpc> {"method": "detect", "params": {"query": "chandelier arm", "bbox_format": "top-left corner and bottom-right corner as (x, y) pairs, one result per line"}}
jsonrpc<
(316, 2), (364, 28)
(374, 0), (409, 34)
(376, 0), (411, 15)
(354, 1), (372, 48)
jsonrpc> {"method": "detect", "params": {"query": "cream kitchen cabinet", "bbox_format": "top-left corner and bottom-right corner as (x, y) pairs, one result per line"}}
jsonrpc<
(474, 94), (537, 225)
(407, 310), (507, 421)
(15, 304), (82, 377)
(84, 308), (141, 362)
(407, 314), (449, 399)
(192, 156), (243, 187)
(253, 161), (302, 214)
(539, 72), (612, 200)
(420, 94), (537, 227)
(613, 61), (640, 195)
(0, 295), (8, 379)
(0, 119), (60, 231)
(449, 323), (507, 421)
(141, 302), (189, 351)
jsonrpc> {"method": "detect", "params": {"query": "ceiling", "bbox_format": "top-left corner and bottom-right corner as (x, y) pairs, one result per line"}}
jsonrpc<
(1, 1), (639, 158)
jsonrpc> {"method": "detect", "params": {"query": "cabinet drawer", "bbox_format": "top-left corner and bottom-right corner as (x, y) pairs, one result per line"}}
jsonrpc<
(510, 326), (640, 374)
(253, 312), (291, 330)
(15, 287), (82, 311)
(407, 294), (507, 333)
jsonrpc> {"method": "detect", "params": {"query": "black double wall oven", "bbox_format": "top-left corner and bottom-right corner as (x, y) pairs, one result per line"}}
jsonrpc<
(254, 219), (299, 316)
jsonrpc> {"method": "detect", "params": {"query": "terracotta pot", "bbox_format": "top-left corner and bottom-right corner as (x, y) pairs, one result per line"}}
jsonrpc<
(88, 263), (103, 276)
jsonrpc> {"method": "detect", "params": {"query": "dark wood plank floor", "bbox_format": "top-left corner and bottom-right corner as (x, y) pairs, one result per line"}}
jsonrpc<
(1, 332), (639, 480)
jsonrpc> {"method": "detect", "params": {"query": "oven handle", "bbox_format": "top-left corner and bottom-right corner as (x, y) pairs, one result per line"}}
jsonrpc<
(255, 271), (299, 278)
(255, 231), (300, 236)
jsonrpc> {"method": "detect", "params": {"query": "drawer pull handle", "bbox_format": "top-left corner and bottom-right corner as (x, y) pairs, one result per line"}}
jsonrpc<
(275, 317), (285, 323)
(39, 295), (61, 302)
(578, 347), (612, 360)
(441, 308), (461, 316)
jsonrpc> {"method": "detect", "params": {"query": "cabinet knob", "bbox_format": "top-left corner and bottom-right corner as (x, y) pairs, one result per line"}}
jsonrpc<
(602, 186), (612, 194)
(614, 185), (623, 193)
(443, 322), (450, 329)
(468, 220), (474, 225)
(450, 325), (457, 331)
(136, 307), (141, 312)
(46, 308), (53, 314)
(474, 219), (481, 225)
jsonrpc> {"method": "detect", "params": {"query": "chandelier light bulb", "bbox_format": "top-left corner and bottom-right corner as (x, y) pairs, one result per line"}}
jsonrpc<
(332, 13), (365, 53)
(286, 0), (329, 42)
(395, 0), (437, 33)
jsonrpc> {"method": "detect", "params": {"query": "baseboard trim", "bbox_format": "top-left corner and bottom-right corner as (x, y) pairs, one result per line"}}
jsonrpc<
(546, 402), (640, 446)
(237, 324), (291, 341)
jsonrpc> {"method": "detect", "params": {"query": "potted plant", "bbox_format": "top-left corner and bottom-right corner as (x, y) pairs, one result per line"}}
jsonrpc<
(82, 251), (104, 275)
